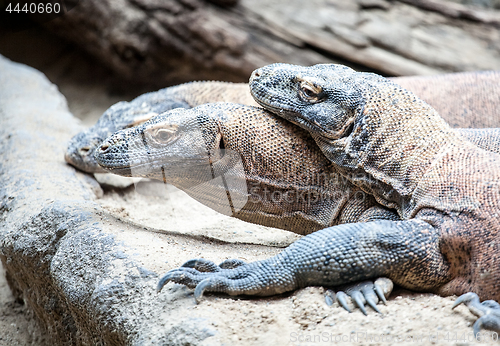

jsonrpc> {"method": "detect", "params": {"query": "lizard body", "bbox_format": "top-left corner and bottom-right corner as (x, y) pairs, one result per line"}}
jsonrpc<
(71, 69), (500, 322)
(94, 99), (500, 319)
(66, 73), (500, 173)
(393, 71), (500, 129)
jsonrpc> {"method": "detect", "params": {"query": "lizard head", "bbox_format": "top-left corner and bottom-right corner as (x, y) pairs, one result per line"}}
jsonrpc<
(94, 105), (235, 186)
(65, 94), (190, 174)
(249, 63), (387, 140)
(65, 127), (110, 174)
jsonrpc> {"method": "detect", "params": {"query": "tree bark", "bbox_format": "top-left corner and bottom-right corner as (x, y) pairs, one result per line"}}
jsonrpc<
(44, 0), (500, 86)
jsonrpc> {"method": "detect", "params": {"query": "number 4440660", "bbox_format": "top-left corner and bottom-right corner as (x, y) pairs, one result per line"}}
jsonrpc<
(5, 2), (61, 14)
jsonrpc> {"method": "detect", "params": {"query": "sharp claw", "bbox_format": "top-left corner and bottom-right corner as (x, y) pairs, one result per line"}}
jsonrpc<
(364, 295), (382, 314)
(473, 319), (482, 339)
(359, 286), (382, 314)
(194, 278), (213, 304)
(373, 277), (393, 305)
(336, 291), (352, 313)
(157, 267), (205, 293)
(325, 290), (335, 306)
(452, 292), (479, 310)
(157, 271), (179, 293)
(474, 315), (500, 337)
(350, 291), (368, 316)
(332, 278), (393, 314)
(373, 284), (387, 305)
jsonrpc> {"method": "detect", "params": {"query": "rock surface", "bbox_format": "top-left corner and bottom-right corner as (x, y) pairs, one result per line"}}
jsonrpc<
(0, 54), (225, 345)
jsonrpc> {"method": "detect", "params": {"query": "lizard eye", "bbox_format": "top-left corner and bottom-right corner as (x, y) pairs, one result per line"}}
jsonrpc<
(299, 81), (324, 103)
(152, 128), (176, 144)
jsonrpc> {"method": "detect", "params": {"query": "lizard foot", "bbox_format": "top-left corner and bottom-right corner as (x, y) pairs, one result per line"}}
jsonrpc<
(325, 278), (393, 315)
(452, 292), (500, 336)
(157, 257), (292, 303)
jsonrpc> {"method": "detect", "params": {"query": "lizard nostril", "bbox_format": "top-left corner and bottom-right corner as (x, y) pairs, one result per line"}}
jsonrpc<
(99, 144), (110, 153)
(250, 70), (261, 82)
(79, 146), (90, 155)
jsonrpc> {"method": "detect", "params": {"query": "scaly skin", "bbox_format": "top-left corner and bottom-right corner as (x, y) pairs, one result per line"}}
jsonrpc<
(87, 75), (500, 316)
(249, 63), (500, 333)
(94, 100), (500, 320)
(95, 102), (405, 311)
(66, 73), (500, 173)
(393, 71), (500, 129)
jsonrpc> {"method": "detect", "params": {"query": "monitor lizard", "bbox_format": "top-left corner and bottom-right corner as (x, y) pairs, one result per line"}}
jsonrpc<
(68, 71), (500, 329)
(247, 63), (500, 335)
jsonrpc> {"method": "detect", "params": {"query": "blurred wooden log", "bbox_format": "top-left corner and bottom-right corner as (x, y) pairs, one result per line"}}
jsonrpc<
(43, 0), (500, 86)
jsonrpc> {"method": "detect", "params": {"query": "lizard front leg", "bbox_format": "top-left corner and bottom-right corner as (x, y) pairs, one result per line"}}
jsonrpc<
(158, 219), (450, 303)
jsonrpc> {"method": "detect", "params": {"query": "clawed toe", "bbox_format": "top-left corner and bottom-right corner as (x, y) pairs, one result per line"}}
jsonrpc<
(180, 258), (247, 272)
(181, 259), (221, 272)
(157, 257), (255, 302)
(452, 292), (500, 336)
(327, 277), (393, 315)
(157, 267), (201, 292)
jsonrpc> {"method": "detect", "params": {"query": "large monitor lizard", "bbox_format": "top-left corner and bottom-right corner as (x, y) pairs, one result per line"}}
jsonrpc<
(69, 72), (500, 329)
(246, 63), (500, 334)
(65, 72), (500, 174)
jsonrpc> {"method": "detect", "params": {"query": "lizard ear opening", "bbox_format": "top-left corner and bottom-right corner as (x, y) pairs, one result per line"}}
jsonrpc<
(216, 133), (227, 160)
(219, 136), (225, 151)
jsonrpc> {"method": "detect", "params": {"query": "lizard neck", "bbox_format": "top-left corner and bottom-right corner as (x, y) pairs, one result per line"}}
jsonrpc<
(317, 84), (459, 212)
